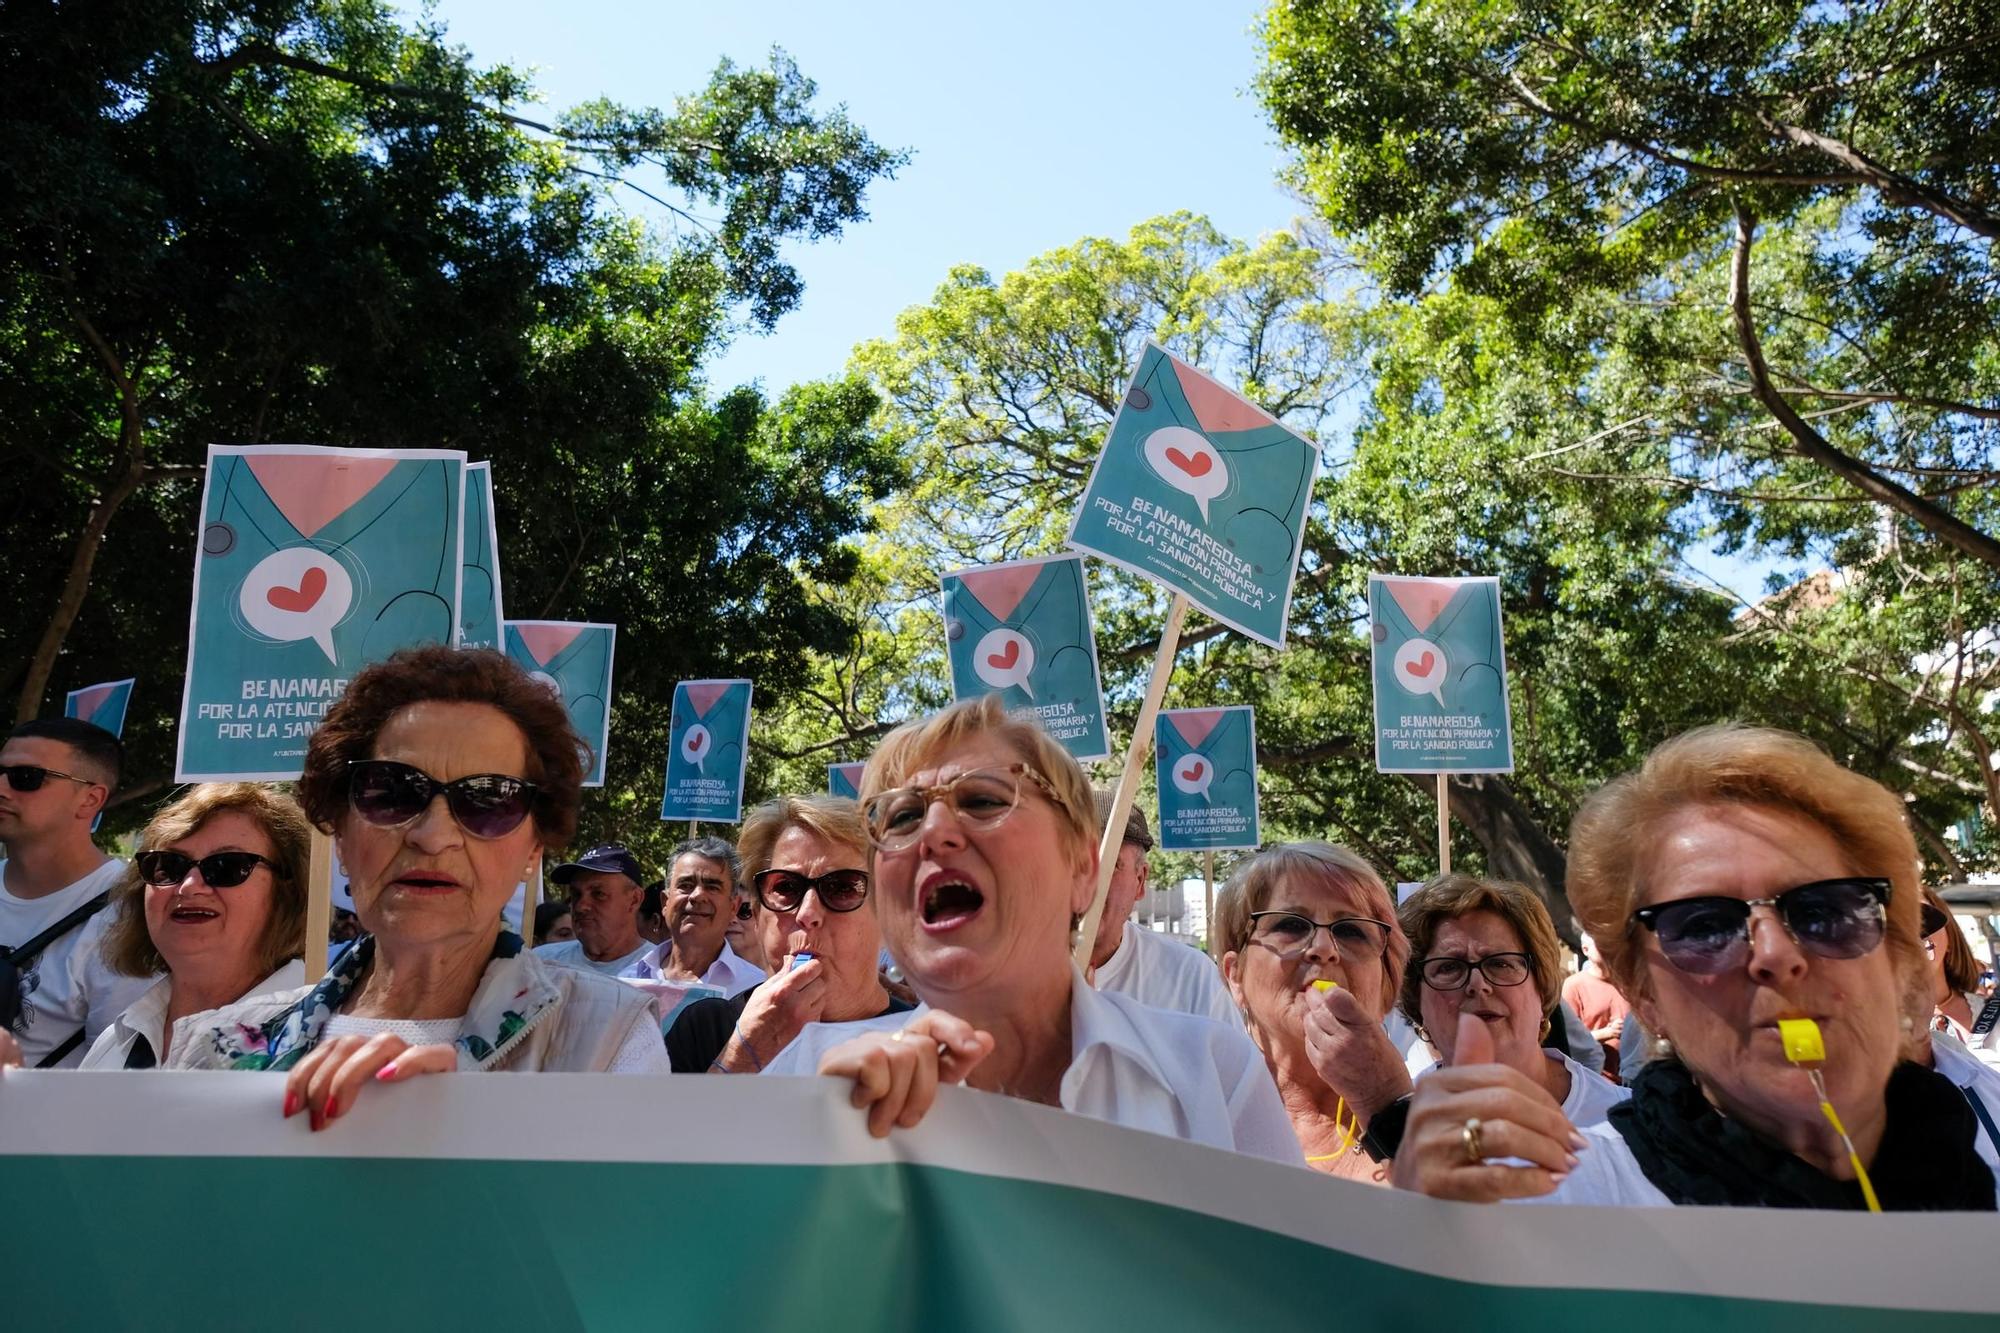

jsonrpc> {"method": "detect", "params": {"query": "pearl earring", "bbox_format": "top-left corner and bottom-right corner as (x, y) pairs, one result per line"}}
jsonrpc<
(1652, 1033), (1675, 1060)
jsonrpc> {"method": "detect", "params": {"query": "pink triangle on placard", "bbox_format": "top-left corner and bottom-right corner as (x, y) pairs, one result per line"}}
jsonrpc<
(1170, 357), (1277, 434)
(246, 454), (399, 539)
(71, 684), (117, 722)
(956, 563), (1045, 623)
(1382, 578), (1456, 633)
(514, 623), (584, 667)
(1167, 710), (1226, 749)
(685, 682), (731, 717)
(834, 763), (865, 784)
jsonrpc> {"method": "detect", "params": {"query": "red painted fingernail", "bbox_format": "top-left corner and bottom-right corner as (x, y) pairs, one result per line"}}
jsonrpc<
(282, 1090), (300, 1118)
(323, 1095), (338, 1121)
(376, 1063), (398, 1081)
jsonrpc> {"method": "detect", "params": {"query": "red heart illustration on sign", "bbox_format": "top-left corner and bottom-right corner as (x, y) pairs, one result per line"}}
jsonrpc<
(987, 639), (1021, 671)
(1181, 760), (1205, 782)
(1164, 447), (1213, 478)
(266, 566), (328, 614)
(1410, 650), (1437, 678)
(688, 731), (706, 755)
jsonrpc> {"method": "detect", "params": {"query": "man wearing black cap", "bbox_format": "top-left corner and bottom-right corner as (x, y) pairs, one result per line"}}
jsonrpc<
(1089, 791), (1239, 1028)
(532, 844), (649, 976)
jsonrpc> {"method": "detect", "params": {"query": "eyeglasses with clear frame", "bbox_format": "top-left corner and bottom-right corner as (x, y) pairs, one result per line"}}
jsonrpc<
(864, 763), (1063, 851)
(1245, 911), (1393, 964)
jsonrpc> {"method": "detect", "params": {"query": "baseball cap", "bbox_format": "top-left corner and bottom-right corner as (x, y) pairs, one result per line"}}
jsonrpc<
(1092, 790), (1153, 851)
(550, 844), (643, 886)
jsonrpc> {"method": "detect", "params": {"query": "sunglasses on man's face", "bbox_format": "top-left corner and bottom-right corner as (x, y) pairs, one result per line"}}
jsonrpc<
(345, 759), (539, 840)
(1631, 876), (1890, 975)
(136, 849), (280, 889)
(0, 763), (98, 793)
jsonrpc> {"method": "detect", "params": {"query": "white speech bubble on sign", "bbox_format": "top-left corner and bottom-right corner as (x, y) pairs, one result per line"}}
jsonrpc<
(1171, 754), (1214, 803)
(238, 546), (354, 665)
(681, 723), (712, 773)
(1142, 426), (1228, 524)
(1393, 637), (1448, 709)
(528, 670), (562, 700)
(972, 627), (1036, 700)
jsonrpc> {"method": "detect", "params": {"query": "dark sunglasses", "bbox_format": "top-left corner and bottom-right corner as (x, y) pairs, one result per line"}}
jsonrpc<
(734, 899), (754, 922)
(1921, 902), (1950, 937)
(753, 868), (871, 915)
(1632, 877), (1890, 975)
(346, 759), (539, 840)
(136, 849), (281, 889)
(0, 763), (98, 793)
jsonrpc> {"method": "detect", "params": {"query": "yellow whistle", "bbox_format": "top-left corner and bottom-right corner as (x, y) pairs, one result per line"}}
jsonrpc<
(1779, 1017), (1825, 1066)
(1312, 979), (1338, 993)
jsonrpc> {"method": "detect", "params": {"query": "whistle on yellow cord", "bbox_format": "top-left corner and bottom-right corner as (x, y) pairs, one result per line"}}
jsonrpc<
(1778, 1017), (1882, 1213)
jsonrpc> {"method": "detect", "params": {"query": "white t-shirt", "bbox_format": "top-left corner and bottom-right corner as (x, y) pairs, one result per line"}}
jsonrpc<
(81, 959), (307, 1069)
(1093, 921), (1242, 1029)
(532, 938), (650, 977)
(1, 858), (153, 1067)
(763, 965), (1305, 1166)
(1940, 994), (2000, 1073)
(1929, 1031), (2000, 1172)
(320, 1009), (670, 1074)
(620, 939), (767, 997)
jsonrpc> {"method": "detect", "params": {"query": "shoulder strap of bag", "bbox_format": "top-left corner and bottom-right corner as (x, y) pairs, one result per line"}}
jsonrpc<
(1, 890), (113, 971)
(35, 1025), (89, 1069)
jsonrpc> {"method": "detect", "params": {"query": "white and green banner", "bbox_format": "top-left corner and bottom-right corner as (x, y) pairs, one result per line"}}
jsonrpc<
(3, 1074), (1991, 1330)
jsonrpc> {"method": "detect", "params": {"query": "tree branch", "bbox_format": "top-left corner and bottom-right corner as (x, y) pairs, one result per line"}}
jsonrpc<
(1757, 115), (2000, 242)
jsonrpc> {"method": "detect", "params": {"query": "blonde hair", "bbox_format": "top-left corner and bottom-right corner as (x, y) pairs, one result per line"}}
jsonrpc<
(101, 783), (312, 979)
(1213, 841), (1409, 1019)
(861, 695), (1097, 860)
(1567, 724), (1925, 1030)
(1397, 874), (1564, 1035)
(734, 795), (869, 892)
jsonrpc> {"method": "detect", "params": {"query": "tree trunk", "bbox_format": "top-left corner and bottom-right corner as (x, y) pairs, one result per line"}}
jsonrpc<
(1422, 773), (1575, 943)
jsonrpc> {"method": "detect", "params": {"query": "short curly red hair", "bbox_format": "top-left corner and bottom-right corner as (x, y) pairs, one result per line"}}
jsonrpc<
(297, 646), (585, 848)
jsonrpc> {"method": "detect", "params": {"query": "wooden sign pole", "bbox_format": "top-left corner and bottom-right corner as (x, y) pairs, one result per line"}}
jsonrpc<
(1202, 850), (1215, 958)
(1073, 593), (1189, 974)
(303, 829), (333, 984)
(1436, 773), (1452, 876)
(523, 857), (542, 945)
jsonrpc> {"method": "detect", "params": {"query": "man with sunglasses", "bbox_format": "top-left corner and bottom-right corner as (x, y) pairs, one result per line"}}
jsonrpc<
(533, 844), (650, 976)
(0, 719), (152, 1067)
(1086, 792), (1240, 1029)
(621, 836), (767, 997)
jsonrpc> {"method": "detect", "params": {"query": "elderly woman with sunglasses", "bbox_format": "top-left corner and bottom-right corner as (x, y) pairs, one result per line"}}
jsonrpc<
(1397, 725), (1995, 1210)
(169, 647), (668, 1114)
(762, 696), (1300, 1162)
(665, 795), (912, 1073)
(79, 784), (312, 1068)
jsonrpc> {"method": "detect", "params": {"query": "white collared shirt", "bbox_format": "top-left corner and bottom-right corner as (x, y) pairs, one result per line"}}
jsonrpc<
(79, 959), (307, 1069)
(1093, 920), (1242, 1029)
(762, 965), (1305, 1165)
(619, 939), (766, 997)
(1406, 1047), (1630, 1130)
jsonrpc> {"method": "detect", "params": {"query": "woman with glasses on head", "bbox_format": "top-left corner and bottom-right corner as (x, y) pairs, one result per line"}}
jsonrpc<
(666, 795), (911, 1073)
(762, 695), (1300, 1162)
(169, 647), (668, 1113)
(1213, 843), (1414, 1180)
(80, 784), (312, 1068)
(1399, 724), (1995, 1209)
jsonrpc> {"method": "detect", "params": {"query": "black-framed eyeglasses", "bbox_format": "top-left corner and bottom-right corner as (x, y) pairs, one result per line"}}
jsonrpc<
(1246, 911), (1393, 964)
(1631, 876), (1890, 976)
(1419, 952), (1533, 992)
(1921, 902), (1950, 938)
(136, 849), (282, 889)
(0, 763), (100, 793)
(864, 764), (1062, 851)
(345, 759), (539, 840)
(754, 868), (871, 915)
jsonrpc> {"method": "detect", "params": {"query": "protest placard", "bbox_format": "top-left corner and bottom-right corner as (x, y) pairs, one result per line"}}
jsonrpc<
(829, 762), (866, 799)
(1067, 342), (1320, 649)
(63, 677), (135, 737)
(503, 620), (617, 787)
(1368, 575), (1514, 775)
(941, 554), (1109, 760)
(456, 461), (505, 651)
(5, 1073), (1989, 1330)
(175, 444), (466, 781)
(658, 679), (752, 823)
(1154, 707), (1260, 852)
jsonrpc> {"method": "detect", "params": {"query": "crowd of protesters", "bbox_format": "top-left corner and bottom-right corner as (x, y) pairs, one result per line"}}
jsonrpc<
(5, 644), (1999, 1211)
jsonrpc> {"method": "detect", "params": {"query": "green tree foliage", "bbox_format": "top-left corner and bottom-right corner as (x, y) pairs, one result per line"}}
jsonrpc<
(0, 0), (905, 839)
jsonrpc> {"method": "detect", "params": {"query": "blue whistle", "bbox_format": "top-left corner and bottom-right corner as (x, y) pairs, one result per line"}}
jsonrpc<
(791, 952), (815, 971)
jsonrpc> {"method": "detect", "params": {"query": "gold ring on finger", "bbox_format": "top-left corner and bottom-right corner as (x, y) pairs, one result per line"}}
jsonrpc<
(1461, 1117), (1484, 1164)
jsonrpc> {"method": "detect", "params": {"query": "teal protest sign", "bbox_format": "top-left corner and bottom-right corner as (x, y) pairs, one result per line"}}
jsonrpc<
(1155, 706), (1261, 852)
(1067, 343), (1319, 647)
(5, 1074), (1990, 1331)
(456, 461), (505, 651)
(503, 621), (617, 787)
(829, 762), (866, 799)
(64, 678), (135, 737)
(176, 445), (465, 781)
(941, 554), (1109, 760)
(1369, 574), (1514, 773)
(659, 679), (752, 823)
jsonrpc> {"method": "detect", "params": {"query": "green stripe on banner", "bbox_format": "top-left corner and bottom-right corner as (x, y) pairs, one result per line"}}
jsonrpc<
(2, 1074), (1995, 1330)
